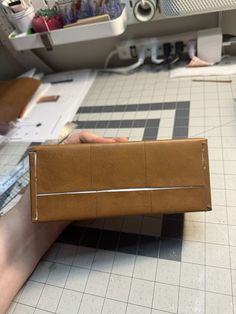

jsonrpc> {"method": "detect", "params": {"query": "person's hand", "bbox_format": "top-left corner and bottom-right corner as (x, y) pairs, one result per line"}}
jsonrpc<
(64, 131), (128, 144)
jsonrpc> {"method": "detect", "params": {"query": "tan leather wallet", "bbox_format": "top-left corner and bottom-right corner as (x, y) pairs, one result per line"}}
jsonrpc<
(29, 138), (212, 222)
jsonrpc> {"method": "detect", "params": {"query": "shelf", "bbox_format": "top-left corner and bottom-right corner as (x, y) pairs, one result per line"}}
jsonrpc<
(9, 5), (128, 51)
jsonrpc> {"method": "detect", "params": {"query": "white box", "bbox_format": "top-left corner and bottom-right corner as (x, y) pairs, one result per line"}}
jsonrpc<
(197, 28), (223, 64)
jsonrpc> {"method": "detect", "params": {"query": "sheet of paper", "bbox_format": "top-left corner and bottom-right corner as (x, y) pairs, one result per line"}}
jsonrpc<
(170, 56), (236, 78)
(0, 142), (30, 195)
(10, 70), (97, 142)
(18, 83), (51, 119)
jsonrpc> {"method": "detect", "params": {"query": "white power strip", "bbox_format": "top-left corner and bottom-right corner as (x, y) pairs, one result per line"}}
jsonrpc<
(116, 38), (158, 59)
(115, 32), (197, 60)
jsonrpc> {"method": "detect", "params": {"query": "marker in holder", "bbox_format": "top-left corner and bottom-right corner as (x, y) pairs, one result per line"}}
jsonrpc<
(6, 4), (35, 33)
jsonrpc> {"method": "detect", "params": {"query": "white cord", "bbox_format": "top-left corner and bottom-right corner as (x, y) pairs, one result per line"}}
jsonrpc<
(151, 42), (165, 64)
(222, 38), (236, 47)
(102, 48), (146, 74)
(218, 11), (223, 28)
(187, 40), (197, 59)
(104, 49), (118, 68)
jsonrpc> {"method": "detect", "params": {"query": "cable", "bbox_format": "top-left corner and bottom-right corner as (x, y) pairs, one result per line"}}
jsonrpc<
(222, 36), (236, 47)
(187, 40), (197, 59)
(102, 47), (146, 74)
(104, 49), (118, 68)
(218, 11), (223, 28)
(161, 42), (172, 69)
(151, 42), (165, 64)
(171, 41), (184, 65)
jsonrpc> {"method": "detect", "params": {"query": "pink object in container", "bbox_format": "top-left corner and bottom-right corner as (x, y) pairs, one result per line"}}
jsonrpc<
(32, 8), (64, 33)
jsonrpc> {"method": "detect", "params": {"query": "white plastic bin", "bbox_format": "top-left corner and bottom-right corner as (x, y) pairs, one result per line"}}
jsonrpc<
(9, 5), (128, 51)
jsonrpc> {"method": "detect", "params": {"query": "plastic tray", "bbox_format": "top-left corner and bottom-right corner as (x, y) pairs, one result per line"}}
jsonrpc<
(9, 5), (128, 51)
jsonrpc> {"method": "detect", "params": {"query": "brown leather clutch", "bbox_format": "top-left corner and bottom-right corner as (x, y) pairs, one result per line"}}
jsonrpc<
(29, 138), (212, 222)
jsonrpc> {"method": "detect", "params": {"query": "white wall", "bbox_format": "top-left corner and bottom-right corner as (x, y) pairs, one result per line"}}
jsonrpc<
(0, 45), (24, 79)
